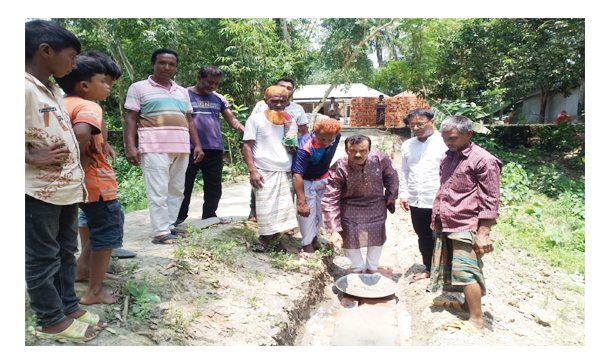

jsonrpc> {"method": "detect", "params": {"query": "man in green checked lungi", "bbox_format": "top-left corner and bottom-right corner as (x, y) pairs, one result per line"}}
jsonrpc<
(429, 116), (502, 333)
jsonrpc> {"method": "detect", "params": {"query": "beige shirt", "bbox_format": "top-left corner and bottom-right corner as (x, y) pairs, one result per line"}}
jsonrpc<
(25, 72), (86, 205)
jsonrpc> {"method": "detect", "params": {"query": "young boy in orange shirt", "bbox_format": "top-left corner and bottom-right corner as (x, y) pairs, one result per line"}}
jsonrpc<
(55, 56), (123, 305)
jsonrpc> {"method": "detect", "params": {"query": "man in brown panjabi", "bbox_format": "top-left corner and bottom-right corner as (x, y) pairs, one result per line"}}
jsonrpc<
(322, 134), (399, 274)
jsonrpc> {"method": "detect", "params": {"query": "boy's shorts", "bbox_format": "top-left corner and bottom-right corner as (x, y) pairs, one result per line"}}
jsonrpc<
(78, 209), (88, 227)
(79, 199), (124, 251)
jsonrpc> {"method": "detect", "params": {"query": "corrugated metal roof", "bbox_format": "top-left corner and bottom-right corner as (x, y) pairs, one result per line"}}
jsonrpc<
(293, 83), (388, 101)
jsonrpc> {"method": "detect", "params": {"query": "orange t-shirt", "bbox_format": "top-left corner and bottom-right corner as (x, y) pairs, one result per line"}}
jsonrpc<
(64, 97), (118, 203)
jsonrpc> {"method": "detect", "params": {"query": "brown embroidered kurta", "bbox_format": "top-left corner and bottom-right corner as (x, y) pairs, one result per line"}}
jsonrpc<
(322, 150), (399, 249)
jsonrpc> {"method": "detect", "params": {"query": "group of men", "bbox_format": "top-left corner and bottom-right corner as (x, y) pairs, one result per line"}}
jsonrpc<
(25, 19), (502, 342)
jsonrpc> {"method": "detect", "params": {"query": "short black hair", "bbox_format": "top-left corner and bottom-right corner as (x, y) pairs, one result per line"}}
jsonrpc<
(404, 108), (434, 124)
(151, 48), (179, 64)
(198, 65), (223, 78)
(54, 55), (106, 93)
(344, 134), (371, 150)
(82, 51), (122, 80)
(275, 77), (295, 86)
(25, 20), (81, 60)
(330, 97), (335, 100)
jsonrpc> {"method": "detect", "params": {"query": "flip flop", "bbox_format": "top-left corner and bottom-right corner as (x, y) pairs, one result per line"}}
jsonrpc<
(218, 218), (231, 224)
(151, 234), (178, 245)
(431, 298), (463, 311)
(248, 215), (257, 222)
(442, 320), (480, 333)
(171, 228), (189, 237)
(251, 238), (268, 252)
(106, 260), (126, 274)
(36, 320), (98, 342)
(285, 230), (295, 236)
(75, 310), (107, 329)
(112, 248), (137, 259)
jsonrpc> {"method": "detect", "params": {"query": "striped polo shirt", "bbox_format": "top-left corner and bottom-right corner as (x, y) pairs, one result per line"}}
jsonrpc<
(124, 76), (193, 153)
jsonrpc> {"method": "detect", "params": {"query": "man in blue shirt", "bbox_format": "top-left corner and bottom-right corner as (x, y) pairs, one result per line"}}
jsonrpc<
(292, 118), (342, 257)
(177, 66), (245, 225)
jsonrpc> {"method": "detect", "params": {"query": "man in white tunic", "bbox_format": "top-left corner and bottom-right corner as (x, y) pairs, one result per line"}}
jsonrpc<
(243, 85), (298, 251)
(399, 108), (448, 281)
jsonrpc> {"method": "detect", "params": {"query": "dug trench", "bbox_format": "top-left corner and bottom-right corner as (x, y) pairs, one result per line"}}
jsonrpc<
(25, 131), (585, 346)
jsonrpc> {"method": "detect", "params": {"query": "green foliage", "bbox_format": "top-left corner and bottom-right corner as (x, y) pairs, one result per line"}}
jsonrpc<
(500, 162), (531, 205)
(123, 279), (161, 318)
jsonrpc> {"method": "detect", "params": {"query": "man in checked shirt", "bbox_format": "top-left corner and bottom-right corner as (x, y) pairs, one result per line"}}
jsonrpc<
(429, 116), (502, 334)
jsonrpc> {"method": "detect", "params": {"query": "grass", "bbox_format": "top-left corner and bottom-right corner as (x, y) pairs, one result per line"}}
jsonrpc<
(495, 193), (585, 275)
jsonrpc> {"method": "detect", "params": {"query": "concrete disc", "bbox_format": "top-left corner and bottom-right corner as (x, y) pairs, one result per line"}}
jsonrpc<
(335, 273), (396, 298)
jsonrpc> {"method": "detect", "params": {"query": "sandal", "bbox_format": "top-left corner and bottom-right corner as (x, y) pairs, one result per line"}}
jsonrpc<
(251, 237), (268, 252)
(285, 230), (295, 236)
(36, 320), (98, 342)
(151, 234), (178, 245)
(218, 218), (231, 224)
(74, 310), (107, 329)
(442, 320), (480, 333)
(171, 228), (189, 237)
(431, 298), (463, 311)
(111, 248), (137, 259)
(173, 217), (187, 226)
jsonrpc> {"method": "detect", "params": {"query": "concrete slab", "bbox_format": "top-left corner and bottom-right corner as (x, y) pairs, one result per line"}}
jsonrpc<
(330, 306), (399, 346)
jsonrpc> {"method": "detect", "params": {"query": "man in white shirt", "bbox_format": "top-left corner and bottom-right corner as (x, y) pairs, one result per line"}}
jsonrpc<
(243, 85), (299, 251)
(399, 108), (448, 281)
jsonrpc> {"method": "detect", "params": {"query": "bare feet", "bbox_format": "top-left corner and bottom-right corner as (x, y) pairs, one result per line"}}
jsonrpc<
(300, 244), (316, 259)
(40, 318), (98, 338)
(79, 291), (119, 305)
(76, 265), (124, 281)
(66, 309), (108, 329)
(410, 271), (430, 282)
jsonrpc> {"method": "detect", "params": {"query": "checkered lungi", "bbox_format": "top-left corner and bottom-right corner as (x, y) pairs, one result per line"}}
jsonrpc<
(429, 215), (487, 296)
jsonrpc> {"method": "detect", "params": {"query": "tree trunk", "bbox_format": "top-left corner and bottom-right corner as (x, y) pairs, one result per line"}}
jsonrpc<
(309, 18), (396, 128)
(538, 90), (548, 124)
(577, 79), (585, 121)
(279, 18), (290, 46)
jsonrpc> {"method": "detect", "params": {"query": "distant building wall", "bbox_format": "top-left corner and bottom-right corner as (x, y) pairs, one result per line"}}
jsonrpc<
(349, 96), (430, 127)
(521, 87), (580, 123)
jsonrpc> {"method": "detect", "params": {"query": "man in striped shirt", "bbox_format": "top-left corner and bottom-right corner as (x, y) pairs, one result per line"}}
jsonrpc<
(429, 116), (502, 334)
(124, 49), (204, 245)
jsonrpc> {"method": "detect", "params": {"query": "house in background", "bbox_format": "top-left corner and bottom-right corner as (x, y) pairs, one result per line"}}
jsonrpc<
(292, 83), (388, 118)
(517, 83), (585, 123)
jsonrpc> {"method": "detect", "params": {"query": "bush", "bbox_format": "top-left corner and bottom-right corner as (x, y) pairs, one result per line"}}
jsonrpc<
(500, 162), (531, 205)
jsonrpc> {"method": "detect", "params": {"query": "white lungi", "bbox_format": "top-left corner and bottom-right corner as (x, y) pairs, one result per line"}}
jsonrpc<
(254, 168), (298, 236)
(296, 178), (328, 246)
(141, 152), (189, 237)
(343, 246), (383, 272)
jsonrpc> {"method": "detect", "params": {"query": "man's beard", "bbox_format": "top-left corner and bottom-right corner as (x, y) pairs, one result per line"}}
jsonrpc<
(265, 109), (287, 125)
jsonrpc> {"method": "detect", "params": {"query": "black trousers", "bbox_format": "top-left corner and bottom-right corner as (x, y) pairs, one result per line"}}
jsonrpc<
(410, 206), (435, 271)
(178, 149), (224, 220)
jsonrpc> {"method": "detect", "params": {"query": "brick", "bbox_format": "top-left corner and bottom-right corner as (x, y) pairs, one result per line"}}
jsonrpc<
(349, 96), (430, 127)
(359, 295), (397, 309)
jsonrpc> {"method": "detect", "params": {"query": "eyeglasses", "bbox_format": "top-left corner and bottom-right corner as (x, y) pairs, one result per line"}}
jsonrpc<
(407, 122), (430, 129)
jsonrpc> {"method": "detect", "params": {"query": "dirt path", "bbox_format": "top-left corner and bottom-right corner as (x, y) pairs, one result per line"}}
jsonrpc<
(25, 131), (585, 346)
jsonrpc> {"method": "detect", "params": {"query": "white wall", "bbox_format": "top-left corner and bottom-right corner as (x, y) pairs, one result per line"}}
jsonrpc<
(520, 87), (580, 123)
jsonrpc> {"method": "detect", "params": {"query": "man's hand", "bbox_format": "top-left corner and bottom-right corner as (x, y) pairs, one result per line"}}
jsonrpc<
(105, 143), (117, 166)
(249, 170), (265, 190)
(26, 142), (70, 166)
(193, 146), (205, 163)
(297, 200), (310, 218)
(399, 198), (409, 212)
(80, 153), (98, 172)
(474, 225), (494, 256)
(330, 232), (343, 249)
(125, 145), (141, 167)
(386, 198), (396, 206)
